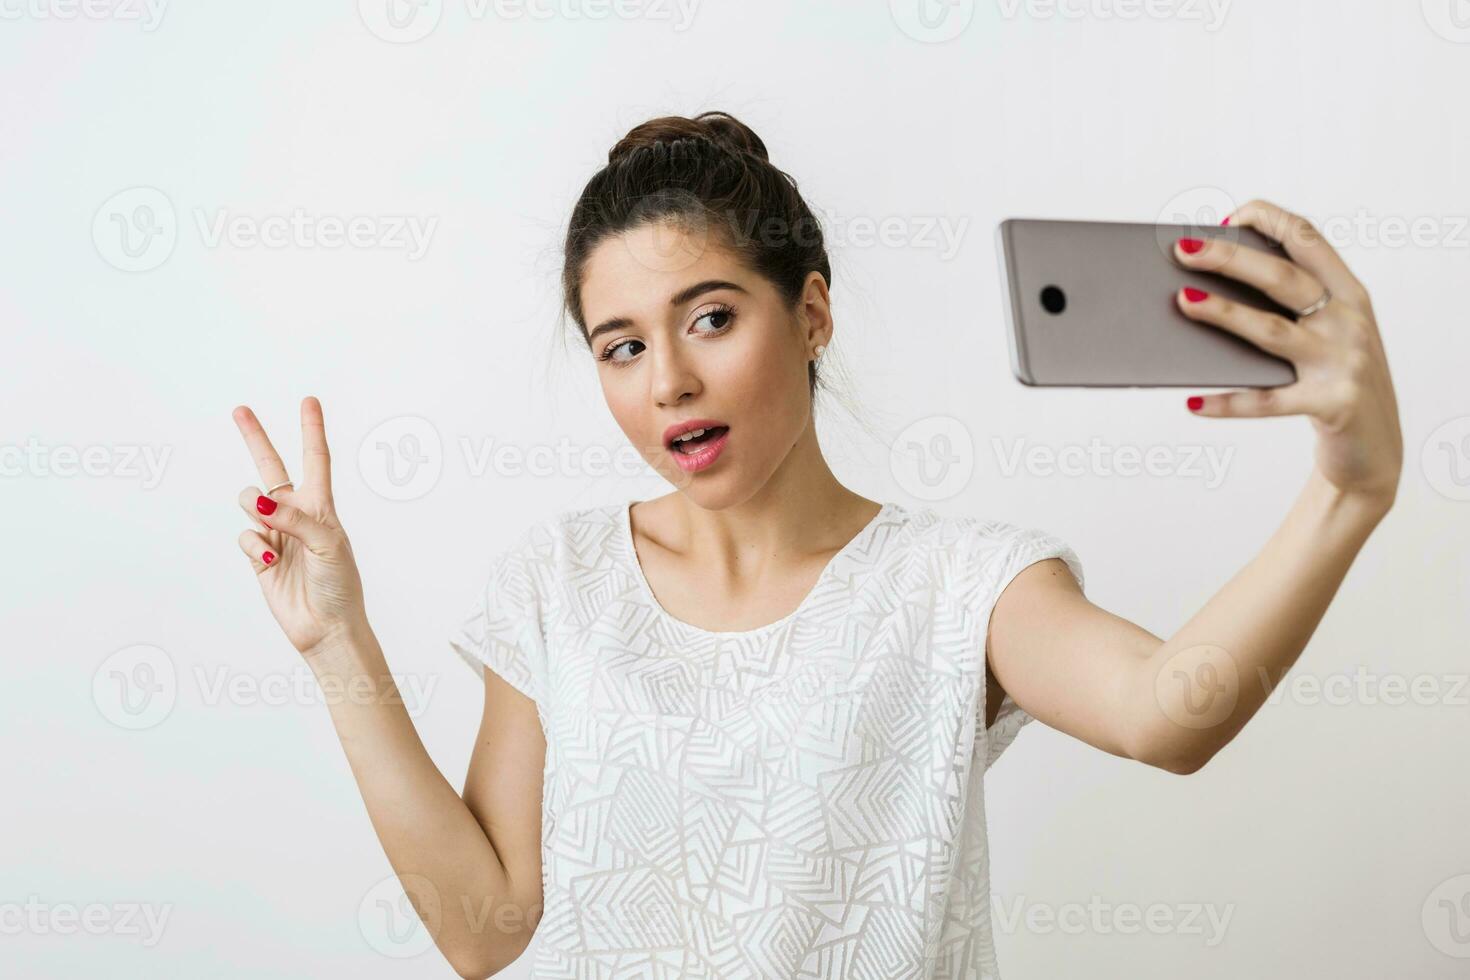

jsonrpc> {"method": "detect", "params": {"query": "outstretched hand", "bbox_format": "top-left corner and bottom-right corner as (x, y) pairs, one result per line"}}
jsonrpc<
(1172, 198), (1403, 511)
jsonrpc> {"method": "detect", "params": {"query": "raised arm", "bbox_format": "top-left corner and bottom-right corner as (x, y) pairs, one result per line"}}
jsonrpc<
(232, 397), (540, 977)
(985, 199), (1402, 775)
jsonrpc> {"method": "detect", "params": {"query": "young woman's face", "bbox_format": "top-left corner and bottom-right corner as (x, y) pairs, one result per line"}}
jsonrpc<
(580, 219), (829, 508)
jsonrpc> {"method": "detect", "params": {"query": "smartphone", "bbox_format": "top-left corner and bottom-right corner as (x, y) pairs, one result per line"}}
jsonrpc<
(996, 218), (1299, 388)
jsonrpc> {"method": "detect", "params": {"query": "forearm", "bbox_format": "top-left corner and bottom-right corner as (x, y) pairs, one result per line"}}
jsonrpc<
(1130, 467), (1391, 773)
(309, 625), (534, 976)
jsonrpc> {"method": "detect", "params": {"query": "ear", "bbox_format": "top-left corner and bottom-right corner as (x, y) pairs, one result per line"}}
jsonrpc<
(797, 270), (833, 349)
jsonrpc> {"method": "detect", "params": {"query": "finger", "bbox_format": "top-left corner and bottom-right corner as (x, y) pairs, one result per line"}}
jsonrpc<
(238, 483), (274, 532)
(238, 486), (334, 551)
(1225, 199), (1366, 304)
(300, 396), (333, 498)
(1175, 286), (1322, 363)
(1186, 385), (1312, 419)
(232, 405), (294, 493)
(1173, 234), (1327, 315)
(238, 529), (278, 573)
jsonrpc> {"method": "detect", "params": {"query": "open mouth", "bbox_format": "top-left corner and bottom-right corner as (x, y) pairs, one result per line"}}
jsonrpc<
(668, 425), (730, 454)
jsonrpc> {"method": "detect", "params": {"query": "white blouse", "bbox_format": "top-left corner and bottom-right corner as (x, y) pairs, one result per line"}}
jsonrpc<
(450, 499), (1084, 978)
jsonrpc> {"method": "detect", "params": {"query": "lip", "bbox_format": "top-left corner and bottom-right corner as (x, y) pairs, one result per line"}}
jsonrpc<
(662, 418), (729, 449)
(668, 427), (730, 474)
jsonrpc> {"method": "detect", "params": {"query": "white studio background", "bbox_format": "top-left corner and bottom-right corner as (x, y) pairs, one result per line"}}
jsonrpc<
(2, 2), (1467, 977)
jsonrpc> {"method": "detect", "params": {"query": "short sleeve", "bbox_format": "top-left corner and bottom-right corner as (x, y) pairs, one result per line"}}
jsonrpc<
(978, 524), (1085, 768)
(448, 522), (553, 707)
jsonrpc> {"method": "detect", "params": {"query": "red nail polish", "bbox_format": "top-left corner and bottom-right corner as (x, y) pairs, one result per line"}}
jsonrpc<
(256, 495), (278, 515)
(261, 521), (271, 530)
(1183, 287), (1209, 303)
(1221, 216), (1231, 227)
(262, 551), (275, 564)
(1187, 396), (1204, 411)
(1178, 238), (1205, 254)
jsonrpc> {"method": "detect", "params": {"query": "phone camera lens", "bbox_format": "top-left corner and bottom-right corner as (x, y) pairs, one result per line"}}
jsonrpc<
(1040, 285), (1066, 315)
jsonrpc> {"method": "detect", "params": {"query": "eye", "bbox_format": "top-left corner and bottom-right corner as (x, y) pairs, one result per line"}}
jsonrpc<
(599, 337), (644, 365)
(597, 303), (738, 366)
(692, 303), (737, 334)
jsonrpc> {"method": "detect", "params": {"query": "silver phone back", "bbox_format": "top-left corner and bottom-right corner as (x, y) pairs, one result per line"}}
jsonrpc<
(997, 218), (1299, 388)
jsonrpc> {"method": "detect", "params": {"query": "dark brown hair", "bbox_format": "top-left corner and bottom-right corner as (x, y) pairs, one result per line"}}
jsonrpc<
(561, 111), (832, 397)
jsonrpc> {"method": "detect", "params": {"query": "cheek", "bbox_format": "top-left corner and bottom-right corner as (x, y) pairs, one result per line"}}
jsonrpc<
(600, 376), (645, 441)
(725, 327), (805, 395)
(725, 336), (810, 431)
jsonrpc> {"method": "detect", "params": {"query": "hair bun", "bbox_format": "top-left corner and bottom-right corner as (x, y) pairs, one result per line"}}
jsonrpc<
(607, 111), (770, 166)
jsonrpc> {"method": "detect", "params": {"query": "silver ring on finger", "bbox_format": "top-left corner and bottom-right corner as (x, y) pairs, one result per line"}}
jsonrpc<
(265, 480), (294, 495)
(1294, 286), (1332, 319)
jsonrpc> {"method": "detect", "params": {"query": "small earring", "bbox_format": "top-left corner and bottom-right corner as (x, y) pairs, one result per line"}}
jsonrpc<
(813, 344), (826, 359)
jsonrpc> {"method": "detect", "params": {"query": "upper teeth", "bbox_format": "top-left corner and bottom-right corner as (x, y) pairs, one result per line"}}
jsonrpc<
(674, 428), (708, 443)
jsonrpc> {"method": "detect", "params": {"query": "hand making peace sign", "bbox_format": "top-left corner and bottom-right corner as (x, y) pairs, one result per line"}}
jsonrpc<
(233, 396), (367, 659)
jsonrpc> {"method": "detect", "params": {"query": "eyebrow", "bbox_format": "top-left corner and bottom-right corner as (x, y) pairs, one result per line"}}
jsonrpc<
(586, 279), (749, 345)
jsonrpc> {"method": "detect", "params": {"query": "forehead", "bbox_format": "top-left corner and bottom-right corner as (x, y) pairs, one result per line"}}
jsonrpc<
(581, 219), (753, 317)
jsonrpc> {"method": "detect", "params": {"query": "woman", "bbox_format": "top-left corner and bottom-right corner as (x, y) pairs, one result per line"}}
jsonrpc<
(231, 112), (1401, 978)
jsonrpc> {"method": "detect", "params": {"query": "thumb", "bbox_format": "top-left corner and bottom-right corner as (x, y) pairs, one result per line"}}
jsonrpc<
(239, 488), (336, 552)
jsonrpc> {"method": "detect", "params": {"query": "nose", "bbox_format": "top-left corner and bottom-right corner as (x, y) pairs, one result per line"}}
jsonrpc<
(650, 341), (701, 408)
